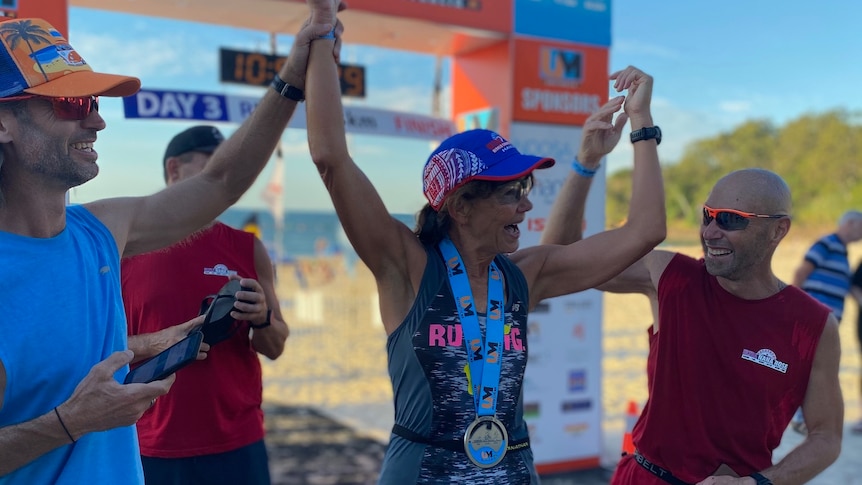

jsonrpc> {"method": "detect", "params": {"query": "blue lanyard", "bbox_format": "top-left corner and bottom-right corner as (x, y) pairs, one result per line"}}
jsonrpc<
(439, 238), (505, 417)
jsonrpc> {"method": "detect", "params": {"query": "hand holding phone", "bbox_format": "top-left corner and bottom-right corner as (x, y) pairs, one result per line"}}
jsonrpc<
(124, 331), (204, 384)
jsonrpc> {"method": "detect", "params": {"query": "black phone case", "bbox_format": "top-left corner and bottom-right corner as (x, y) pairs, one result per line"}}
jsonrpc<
(198, 280), (242, 345)
(124, 330), (203, 384)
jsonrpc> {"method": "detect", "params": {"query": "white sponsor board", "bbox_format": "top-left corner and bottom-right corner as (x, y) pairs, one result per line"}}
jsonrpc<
(510, 121), (605, 468)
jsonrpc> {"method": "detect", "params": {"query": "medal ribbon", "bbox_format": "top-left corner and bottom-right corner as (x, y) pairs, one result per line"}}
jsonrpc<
(439, 238), (504, 418)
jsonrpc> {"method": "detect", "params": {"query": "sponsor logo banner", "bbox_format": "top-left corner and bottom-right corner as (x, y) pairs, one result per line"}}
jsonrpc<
(561, 399), (593, 413)
(568, 369), (587, 392)
(512, 38), (608, 125)
(514, 121), (603, 467)
(564, 422), (590, 435)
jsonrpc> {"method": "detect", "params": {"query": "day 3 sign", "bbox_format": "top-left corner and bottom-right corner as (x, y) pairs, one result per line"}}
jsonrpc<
(122, 88), (250, 123)
(122, 88), (456, 141)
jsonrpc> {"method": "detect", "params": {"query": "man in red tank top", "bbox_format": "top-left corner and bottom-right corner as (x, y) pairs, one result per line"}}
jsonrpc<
(122, 126), (290, 485)
(542, 107), (842, 485)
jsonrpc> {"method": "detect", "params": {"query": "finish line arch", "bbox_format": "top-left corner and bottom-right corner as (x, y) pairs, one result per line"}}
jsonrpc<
(34, 0), (613, 473)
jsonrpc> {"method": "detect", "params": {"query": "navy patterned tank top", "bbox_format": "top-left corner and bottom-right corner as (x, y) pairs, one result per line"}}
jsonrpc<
(378, 245), (537, 484)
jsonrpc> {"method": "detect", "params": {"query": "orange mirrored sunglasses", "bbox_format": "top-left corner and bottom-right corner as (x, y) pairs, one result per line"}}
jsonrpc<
(0, 95), (99, 121)
(702, 205), (786, 231)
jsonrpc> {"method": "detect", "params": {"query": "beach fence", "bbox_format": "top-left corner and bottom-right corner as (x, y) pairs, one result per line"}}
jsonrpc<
(261, 255), (393, 414)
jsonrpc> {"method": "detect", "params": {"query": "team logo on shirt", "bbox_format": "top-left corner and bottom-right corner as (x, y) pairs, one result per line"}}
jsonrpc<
(203, 263), (237, 277)
(741, 348), (788, 373)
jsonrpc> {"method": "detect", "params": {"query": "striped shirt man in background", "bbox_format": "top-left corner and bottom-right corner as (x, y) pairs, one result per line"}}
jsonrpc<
(790, 210), (862, 433)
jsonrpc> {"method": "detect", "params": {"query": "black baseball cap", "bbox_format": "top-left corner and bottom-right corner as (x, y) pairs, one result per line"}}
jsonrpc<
(163, 125), (225, 162)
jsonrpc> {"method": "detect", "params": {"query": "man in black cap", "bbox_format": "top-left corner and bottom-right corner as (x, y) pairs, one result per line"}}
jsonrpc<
(122, 125), (288, 485)
(161, 125), (226, 182)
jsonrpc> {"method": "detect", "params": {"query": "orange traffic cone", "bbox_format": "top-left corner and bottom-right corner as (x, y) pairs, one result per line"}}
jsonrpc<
(621, 400), (638, 456)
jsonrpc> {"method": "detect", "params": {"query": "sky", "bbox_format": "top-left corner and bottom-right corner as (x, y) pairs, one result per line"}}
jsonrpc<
(66, 1), (862, 215)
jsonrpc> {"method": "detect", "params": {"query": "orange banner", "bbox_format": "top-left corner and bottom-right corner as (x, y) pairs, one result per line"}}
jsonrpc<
(340, 0), (511, 33)
(18, 0), (68, 36)
(512, 37), (608, 126)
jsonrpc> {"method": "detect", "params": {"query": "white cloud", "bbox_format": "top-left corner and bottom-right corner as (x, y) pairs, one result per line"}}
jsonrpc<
(718, 100), (752, 114)
(612, 39), (681, 60)
(363, 84), (436, 115)
(73, 32), (214, 80)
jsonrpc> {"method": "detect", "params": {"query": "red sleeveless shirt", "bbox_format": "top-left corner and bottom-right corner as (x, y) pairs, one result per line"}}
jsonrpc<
(122, 223), (264, 458)
(612, 254), (828, 484)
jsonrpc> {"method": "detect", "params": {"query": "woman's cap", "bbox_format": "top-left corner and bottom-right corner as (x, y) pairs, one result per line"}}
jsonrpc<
(422, 129), (555, 211)
(0, 18), (141, 98)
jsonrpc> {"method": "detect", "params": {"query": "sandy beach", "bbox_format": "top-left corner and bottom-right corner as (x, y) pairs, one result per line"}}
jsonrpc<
(259, 237), (862, 483)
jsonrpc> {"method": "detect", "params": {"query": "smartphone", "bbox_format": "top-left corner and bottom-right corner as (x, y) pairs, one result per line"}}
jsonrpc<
(124, 331), (203, 384)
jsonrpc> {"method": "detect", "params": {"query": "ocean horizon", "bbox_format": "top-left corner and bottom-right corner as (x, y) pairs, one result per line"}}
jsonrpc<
(218, 207), (417, 262)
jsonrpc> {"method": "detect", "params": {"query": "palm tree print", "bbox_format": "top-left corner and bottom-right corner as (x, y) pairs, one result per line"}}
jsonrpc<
(1, 19), (51, 82)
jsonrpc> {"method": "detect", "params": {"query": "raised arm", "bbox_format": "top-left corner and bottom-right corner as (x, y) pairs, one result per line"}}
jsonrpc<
(539, 95), (628, 246)
(87, 18), (334, 258)
(304, 0), (426, 332)
(516, 66), (666, 306)
(538, 82), (662, 305)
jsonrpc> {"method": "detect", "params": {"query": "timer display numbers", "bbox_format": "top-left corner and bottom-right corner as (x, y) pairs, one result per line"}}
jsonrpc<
(220, 48), (365, 98)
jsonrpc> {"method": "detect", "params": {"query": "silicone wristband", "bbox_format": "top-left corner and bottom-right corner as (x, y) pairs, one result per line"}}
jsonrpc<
(572, 157), (599, 178)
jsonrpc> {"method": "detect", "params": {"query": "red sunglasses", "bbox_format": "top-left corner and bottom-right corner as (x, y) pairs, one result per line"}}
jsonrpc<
(702, 205), (786, 231)
(0, 94), (99, 121)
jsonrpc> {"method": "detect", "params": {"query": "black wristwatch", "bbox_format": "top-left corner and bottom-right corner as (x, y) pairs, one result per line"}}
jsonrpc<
(250, 309), (272, 329)
(630, 126), (662, 145)
(749, 472), (773, 485)
(271, 74), (305, 102)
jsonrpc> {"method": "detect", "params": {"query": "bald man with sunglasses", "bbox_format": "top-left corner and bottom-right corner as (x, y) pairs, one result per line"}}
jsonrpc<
(542, 108), (842, 485)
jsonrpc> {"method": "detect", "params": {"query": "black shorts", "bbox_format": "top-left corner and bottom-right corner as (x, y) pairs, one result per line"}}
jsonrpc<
(141, 439), (271, 485)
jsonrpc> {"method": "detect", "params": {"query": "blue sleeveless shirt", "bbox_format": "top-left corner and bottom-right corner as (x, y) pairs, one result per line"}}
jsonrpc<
(0, 205), (143, 484)
(379, 245), (537, 484)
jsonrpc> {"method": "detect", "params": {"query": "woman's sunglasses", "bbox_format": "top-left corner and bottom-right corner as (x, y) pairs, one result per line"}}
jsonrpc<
(702, 205), (786, 231)
(494, 177), (533, 205)
(0, 95), (99, 121)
